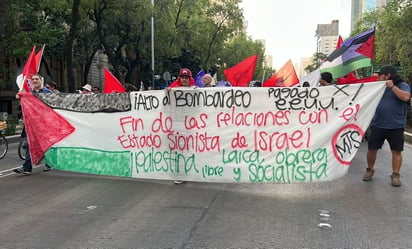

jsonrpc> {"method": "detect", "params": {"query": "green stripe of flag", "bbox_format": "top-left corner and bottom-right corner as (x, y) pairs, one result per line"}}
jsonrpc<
(320, 57), (371, 78)
(45, 147), (132, 177)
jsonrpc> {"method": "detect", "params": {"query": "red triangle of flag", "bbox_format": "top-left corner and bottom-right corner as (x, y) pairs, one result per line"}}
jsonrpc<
(20, 93), (75, 165)
(356, 35), (375, 59)
(336, 35), (344, 49)
(103, 68), (126, 93)
(22, 46), (38, 92)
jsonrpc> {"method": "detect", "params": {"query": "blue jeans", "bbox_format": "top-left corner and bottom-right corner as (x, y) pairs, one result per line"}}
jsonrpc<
(22, 144), (32, 172)
(22, 144), (51, 172)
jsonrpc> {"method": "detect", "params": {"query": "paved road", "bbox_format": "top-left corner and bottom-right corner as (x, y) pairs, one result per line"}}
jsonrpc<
(1, 140), (411, 248)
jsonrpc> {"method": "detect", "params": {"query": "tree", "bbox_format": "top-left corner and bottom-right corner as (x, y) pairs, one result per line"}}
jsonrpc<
(65, 0), (81, 93)
(354, 0), (412, 76)
(216, 34), (265, 81)
(0, 0), (266, 90)
(304, 52), (327, 73)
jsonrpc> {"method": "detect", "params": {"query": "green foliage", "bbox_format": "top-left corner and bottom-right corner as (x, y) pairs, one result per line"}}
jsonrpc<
(304, 52), (327, 73)
(354, 0), (412, 78)
(0, 0), (266, 87)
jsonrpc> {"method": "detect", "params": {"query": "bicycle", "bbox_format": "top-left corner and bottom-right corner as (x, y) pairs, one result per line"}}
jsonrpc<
(0, 129), (8, 159)
(18, 136), (27, 160)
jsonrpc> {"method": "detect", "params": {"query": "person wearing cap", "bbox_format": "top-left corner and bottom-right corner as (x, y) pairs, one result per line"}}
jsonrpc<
(82, 84), (93, 94)
(363, 65), (410, 187)
(167, 68), (195, 184)
(167, 68), (195, 89)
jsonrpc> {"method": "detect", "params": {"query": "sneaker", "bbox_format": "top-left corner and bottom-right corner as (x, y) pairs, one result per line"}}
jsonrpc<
(13, 167), (31, 175)
(391, 173), (401, 187)
(362, 168), (375, 181)
(174, 180), (186, 185)
(43, 166), (52, 172)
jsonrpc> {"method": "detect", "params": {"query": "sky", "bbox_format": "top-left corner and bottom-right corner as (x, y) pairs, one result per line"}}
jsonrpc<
(238, 0), (351, 69)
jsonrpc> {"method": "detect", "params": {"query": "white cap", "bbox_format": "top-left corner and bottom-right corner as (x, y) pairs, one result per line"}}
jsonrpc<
(82, 84), (92, 92)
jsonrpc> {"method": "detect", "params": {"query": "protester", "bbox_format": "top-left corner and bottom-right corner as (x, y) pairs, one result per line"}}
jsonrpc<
(14, 74), (53, 174)
(363, 65), (410, 187)
(167, 68), (195, 184)
(319, 72), (333, 86)
(406, 74), (412, 125)
(81, 84), (93, 94)
(92, 86), (100, 94)
(45, 81), (60, 93)
(167, 68), (195, 89)
(302, 81), (310, 87)
(202, 74), (214, 87)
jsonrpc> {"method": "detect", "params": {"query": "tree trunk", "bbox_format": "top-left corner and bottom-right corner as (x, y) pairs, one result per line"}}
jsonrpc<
(65, 0), (81, 93)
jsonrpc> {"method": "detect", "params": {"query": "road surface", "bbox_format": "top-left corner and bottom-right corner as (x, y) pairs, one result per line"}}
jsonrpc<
(1, 140), (411, 248)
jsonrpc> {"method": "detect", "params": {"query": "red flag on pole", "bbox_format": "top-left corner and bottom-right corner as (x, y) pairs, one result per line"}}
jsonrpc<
(263, 60), (299, 87)
(21, 46), (38, 92)
(336, 35), (344, 49)
(223, 54), (258, 87)
(16, 45), (46, 92)
(103, 67), (126, 93)
(35, 44), (45, 72)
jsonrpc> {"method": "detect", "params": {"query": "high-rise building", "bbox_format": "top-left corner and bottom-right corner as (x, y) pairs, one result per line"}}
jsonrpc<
(315, 20), (340, 56)
(351, 0), (389, 32)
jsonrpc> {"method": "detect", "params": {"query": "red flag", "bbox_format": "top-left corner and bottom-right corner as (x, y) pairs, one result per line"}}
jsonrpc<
(337, 72), (358, 84)
(223, 54), (258, 87)
(336, 35), (344, 49)
(35, 44), (45, 72)
(103, 67), (126, 93)
(263, 60), (299, 87)
(337, 75), (378, 85)
(21, 46), (38, 92)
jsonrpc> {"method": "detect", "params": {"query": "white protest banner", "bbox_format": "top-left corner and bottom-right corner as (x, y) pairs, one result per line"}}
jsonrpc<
(21, 82), (386, 183)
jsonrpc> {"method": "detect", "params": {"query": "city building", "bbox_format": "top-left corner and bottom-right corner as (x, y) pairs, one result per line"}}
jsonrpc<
(315, 20), (340, 56)
(351, 0), (389, 32)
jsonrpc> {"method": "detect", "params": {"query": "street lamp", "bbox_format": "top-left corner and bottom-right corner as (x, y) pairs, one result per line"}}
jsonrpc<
(151, 0), (155, 89)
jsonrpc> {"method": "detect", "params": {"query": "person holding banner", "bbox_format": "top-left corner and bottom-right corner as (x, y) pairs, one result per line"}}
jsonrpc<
(167, 68), (195, 89)
(45, 81), (60, 93)
(319, 72), (333, 86)
(14, 74), (53, 175)
(363, 65), (410, 187)
(202, 74), (214, 87)
(167, 68), (195, 184)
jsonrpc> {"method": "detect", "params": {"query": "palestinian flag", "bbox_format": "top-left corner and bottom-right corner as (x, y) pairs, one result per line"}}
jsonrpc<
(320, 28), (375, 79)
(20, 83), (386, 183)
